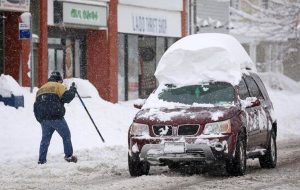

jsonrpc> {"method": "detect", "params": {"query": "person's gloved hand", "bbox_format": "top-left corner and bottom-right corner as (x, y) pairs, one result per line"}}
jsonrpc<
(70, 82), (77, 93)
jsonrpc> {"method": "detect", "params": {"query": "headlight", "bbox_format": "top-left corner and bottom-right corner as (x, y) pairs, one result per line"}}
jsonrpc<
(203, 120), (231, 135)
(130, 122), (149, 136)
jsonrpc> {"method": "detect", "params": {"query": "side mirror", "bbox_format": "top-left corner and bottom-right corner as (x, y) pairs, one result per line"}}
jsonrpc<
(241, 97), (261, 108)
(133, 99), (146, 109)
(249, 98), (261, 108)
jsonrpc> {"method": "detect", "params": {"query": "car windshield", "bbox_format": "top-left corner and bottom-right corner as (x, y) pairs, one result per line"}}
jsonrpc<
(158, 82), (235, 106)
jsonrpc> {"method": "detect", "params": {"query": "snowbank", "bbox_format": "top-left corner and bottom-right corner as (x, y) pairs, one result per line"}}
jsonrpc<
(0, 74), (24, 97)
(258, 72), (300, 93)
(155, 33), (255, 86)
(0, 77), (138, 163)
(63, 78), (102, 99)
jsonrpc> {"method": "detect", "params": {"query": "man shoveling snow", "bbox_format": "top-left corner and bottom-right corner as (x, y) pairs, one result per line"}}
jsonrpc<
(33, 71), (77, 164)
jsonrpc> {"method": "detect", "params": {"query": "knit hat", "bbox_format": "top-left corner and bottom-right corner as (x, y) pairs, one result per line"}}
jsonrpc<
(48, 71), (63, 82)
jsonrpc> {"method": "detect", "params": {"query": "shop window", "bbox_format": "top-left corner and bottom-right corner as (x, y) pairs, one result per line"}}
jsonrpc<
(48, 34), (86, 79)
(117, 34), (179, 101)
(118, 33), (126, 101)
(127, 35), (139, 100)
(138, 36), (156, 99)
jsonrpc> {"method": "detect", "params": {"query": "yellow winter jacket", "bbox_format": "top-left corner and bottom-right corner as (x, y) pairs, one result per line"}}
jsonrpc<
(36, 82), (67, 98)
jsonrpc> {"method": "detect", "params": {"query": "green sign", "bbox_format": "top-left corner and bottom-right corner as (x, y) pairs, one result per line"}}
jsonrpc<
(63, 2), (107, 27)
(70, 8), (99, 21)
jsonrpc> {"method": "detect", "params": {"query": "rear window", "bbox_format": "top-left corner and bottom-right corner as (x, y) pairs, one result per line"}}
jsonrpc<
(158, 82), (235, 106)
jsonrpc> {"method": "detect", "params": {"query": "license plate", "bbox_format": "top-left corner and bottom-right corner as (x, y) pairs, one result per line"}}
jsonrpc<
(164, 142), (185, 154)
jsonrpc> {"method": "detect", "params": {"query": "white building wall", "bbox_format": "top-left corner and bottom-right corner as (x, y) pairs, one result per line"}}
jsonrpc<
(118, 0), (183, 11)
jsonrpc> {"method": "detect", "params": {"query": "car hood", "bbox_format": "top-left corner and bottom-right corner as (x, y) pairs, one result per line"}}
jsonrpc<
(134, 106), (240, 126)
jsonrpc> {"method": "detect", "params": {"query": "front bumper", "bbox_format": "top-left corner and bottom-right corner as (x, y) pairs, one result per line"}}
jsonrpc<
(140, 143), (216, 165)
(129, 135), (235, 166)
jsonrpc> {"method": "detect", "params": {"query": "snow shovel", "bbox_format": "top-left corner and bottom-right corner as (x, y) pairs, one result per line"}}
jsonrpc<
(72, 82), (105, 143)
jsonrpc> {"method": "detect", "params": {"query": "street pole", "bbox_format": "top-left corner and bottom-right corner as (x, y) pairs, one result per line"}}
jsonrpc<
(30, 14), (34, 93)
(20, 12), (33, 92)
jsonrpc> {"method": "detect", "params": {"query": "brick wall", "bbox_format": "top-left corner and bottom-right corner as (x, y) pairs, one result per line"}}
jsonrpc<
(5, 12), (30, 86)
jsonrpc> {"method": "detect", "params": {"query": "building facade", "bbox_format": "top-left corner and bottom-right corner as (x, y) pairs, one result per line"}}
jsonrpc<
(117, 0), (186, 100)
(0, 0), (187, 103)
(0, 0), (31, 86)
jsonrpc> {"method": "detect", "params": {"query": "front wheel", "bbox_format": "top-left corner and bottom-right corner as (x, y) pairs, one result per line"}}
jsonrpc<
(168, 162), (180, 170)
(259, 130), (277, 168)
(226, 134), (247, 176)
(128, 153), (150, 177)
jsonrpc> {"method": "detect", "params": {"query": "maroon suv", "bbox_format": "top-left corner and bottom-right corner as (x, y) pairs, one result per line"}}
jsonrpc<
(128, 72), (277, 176)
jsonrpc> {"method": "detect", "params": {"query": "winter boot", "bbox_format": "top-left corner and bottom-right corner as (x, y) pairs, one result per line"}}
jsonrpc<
(64, 155), (77, 163)
(38, 160), (47, 164)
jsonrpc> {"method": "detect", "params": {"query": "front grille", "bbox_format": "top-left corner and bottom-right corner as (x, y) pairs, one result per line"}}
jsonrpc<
(178, 125), (200, 136)
(186, 150), (206, 158)
(153, 125), (173, 136)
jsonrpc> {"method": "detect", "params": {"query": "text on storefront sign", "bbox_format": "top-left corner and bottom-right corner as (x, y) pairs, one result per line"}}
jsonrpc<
(132, 15), (167, 34)
(70, 8), (99, 21)
(62, 2), (107, 27)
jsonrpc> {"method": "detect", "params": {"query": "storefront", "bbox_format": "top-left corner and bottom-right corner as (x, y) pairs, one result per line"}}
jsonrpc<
(31, 0), (119, 102)
(0, 0), (31, 85)
(4, 0), (185, 103)
(47, 0), (108, 79)
(117, 0), (185, 100)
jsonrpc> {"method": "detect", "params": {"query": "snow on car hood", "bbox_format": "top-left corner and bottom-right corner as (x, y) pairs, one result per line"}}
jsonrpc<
(135, 106), (239, 125)
(155, 33), (255, 86)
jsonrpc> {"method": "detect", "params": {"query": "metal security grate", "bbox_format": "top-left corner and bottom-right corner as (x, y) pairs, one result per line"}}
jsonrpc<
(178, 125), (200, 136)
(153, 125), (173, 136)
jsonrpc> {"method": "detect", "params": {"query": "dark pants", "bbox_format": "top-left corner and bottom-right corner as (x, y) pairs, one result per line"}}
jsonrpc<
(39, 118), (73, 163)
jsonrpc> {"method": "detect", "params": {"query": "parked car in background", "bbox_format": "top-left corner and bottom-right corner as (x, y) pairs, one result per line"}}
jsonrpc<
(127, 34), (277, 176)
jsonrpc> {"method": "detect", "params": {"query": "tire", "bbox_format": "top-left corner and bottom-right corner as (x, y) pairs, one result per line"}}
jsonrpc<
(226, 134), (247, 176)
(259, 130), (277, 168)
(168, 162), (180, 170)
(128, 153), (150, 177)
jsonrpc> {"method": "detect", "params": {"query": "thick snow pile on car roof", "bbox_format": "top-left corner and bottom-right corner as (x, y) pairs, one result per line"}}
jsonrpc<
(0, 74), (24, 97)
(155, 33), (255, 86)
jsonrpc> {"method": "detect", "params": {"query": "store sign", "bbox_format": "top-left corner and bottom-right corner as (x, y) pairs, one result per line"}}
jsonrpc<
(132, 15), (167, 35)
(0, 0), (30, 12)
(63, 2), (107, 27)
(19, 23), (30, 39)
(19, 12), (31, 40)
(118, 5), (181, 37)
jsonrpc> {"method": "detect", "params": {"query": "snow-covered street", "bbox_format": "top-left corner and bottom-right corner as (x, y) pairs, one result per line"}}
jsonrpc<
(1, 139), (300, 190)
(1, 75), (300, 189)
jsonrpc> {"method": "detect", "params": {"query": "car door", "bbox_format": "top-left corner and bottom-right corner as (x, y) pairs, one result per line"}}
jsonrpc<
(244, 75), (268, 147)
(238, 77), (256, 149)
(251, 73), (273, 145)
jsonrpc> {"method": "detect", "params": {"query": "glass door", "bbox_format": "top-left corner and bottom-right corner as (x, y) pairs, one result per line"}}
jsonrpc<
(48, 36), (86, 79)
(48, 48), (64, 78)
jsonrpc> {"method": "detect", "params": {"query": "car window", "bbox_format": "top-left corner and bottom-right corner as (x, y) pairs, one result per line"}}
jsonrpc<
(238, 78), (250, 100)
(244, 75), (264, 99)
(251, 74), (270, 101)
(158, 82), (235, 106)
